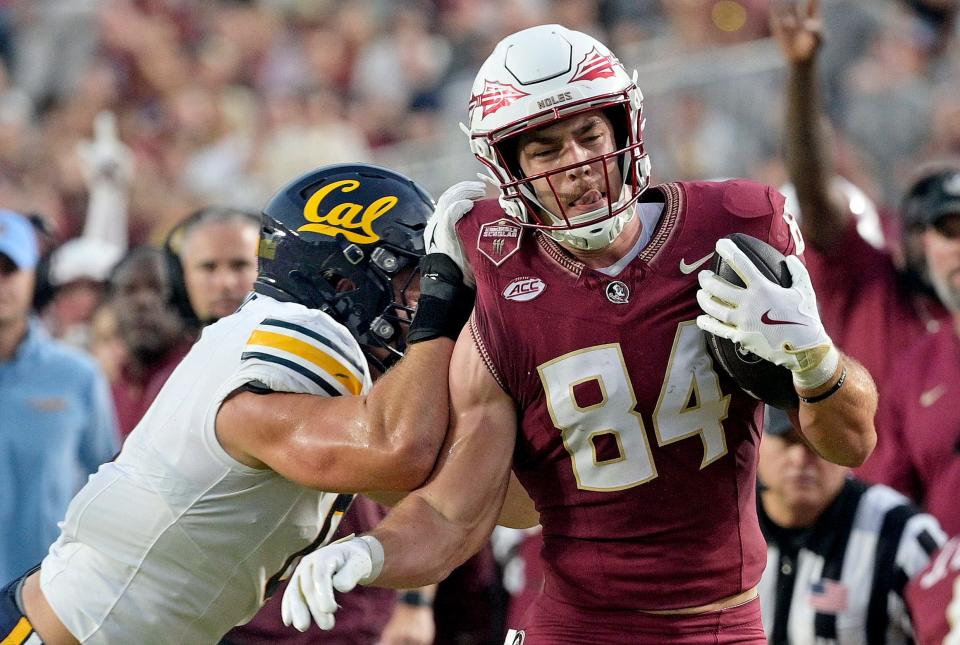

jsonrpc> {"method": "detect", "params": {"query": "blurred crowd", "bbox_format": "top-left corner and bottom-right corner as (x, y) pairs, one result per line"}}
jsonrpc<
(1, 0), (957, 248)
(3, 0), (960, 643)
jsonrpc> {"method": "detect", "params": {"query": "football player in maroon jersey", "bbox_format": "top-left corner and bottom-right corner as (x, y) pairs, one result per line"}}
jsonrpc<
(282, 25), (877, 644)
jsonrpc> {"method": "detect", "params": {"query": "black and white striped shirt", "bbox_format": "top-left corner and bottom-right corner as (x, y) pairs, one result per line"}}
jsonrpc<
(759, 478), (946, 645)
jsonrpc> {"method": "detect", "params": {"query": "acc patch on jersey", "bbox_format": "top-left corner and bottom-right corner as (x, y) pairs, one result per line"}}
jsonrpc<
(478, 218), (522, 266)
(502, 276), (545, 301)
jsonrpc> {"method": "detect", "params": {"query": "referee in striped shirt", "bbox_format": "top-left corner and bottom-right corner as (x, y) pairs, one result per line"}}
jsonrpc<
(757, 406), (946, 644)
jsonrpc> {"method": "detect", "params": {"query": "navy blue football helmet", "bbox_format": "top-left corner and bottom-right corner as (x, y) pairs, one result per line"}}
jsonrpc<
(255, 163), (433, 371)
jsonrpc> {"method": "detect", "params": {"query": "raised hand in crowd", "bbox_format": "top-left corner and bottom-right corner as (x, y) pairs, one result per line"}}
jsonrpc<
(770, 0), (822, 64)
(75, 110), (134, 189)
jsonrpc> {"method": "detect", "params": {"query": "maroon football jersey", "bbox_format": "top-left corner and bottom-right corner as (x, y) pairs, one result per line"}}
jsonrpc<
(872, 326), (960, 535)
(458, 180), (799, 611)
(906, 536), (960, 645)
(804, 221), (948, 483)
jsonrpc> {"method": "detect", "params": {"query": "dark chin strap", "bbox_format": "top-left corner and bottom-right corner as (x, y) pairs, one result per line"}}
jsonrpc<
(253, 279), (334, 313)
(253, 281), (299, 304)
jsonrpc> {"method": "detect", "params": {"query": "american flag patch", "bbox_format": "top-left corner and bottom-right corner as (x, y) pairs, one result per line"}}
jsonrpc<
(808, 579), (848, 613)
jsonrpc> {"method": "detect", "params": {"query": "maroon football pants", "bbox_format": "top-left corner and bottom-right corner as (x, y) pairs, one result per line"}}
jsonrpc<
(506, 594), (765, 644)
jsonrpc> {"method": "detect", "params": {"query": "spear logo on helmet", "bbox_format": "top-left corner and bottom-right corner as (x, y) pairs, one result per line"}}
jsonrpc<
(468, 80), (530, 119)
(570, 47), (618, 83)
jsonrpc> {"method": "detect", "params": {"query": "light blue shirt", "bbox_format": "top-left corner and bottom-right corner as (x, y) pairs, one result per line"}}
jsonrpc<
(0, 320), (118, 581)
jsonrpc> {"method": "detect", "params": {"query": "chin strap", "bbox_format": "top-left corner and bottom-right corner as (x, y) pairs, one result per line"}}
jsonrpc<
(546, 204), (636, 251)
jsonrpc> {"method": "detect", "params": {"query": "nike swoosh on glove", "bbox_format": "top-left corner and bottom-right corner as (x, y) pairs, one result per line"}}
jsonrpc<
(424, 181), (486, 288)
(695, 238), (839, 389)
(281, 535), (384, 632)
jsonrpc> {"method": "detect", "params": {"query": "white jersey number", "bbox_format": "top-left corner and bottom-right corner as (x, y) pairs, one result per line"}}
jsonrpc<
(538, 322), (731, 491)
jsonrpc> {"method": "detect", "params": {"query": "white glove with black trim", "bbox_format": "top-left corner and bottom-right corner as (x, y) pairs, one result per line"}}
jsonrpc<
(695, 238), (839, 390)
(423, 181), (486, 288)
(281, 535), (384, 632)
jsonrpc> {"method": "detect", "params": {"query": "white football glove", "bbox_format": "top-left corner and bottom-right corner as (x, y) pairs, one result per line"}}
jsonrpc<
(695, 238), (839, 390)
(424, 181), (486, 288)
(281, 535), (384, 632)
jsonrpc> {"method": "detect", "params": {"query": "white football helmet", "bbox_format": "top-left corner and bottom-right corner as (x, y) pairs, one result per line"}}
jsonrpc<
(465, 24), (652, 251)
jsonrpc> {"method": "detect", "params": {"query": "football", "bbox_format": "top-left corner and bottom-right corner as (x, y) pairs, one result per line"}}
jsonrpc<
(703, 233), (800, 410)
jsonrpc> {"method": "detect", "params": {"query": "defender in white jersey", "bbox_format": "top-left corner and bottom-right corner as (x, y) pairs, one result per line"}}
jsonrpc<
(43, 295), (369, 644)
(1, 163), (481, 645)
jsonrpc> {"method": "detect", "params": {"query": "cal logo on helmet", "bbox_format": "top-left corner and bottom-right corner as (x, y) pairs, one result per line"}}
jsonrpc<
(299, 179), (398, 244)
(256, 163), (434, 372)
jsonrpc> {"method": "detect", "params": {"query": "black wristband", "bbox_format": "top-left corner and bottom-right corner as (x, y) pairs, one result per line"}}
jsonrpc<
(407, 254), (475, 344)
(407, 292), (474, 343)
(398, 590), (433, 607)
(798, 367), (846, 404)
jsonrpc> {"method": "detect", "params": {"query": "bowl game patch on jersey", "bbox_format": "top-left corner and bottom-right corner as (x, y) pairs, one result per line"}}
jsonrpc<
(478, 218), (523, 265)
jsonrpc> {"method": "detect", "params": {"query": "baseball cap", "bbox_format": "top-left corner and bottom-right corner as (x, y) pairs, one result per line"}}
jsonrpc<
(763, 405), (796, 437)
(0, 209), (39, 270)
(902, 168), (960, 228)
(49, 238), (124, 287)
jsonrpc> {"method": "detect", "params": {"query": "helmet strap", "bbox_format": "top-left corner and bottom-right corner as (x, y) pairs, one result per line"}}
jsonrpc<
(546, 203), (636, 251)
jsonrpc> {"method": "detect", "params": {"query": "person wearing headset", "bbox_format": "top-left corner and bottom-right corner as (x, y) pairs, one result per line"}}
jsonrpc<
(164, 206), (261, 329)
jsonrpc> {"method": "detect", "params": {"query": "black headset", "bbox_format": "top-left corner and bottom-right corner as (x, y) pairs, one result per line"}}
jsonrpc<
(27, 212), (60, 311)
(162, 205), (261, 325)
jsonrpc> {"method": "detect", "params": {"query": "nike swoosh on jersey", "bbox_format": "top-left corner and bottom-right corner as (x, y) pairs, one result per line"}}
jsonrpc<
(920, 384), (947, 408)
(679, 252), (715, 274)
(760, 310), (806, 326)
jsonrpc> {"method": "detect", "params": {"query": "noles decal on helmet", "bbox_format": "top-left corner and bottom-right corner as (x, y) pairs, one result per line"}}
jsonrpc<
(298, 179), (398, 244)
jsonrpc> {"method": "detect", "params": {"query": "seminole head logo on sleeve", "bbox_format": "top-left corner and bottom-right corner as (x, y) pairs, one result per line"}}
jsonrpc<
(298, 179), (398, 244)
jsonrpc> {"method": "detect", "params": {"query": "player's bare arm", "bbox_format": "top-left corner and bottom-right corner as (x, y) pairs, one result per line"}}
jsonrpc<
(497, 472), (539, 529)
(280, 331), (518, 631)
(366, 471), (537, 530)
(368, 329), (517, 587)
(215, 178), (482, 494)
(772, 0), (848, 250)
(792, 352), (877, 467)
(216, 338), (453, 492)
